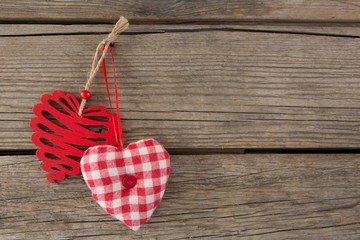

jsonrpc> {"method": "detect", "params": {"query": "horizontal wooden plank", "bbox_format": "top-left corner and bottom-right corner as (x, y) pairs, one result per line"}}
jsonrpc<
(0, 25), (360, 150)
(1, 23), (360, 37)
(1, 1), (360, 23)
(1, 154), (359, 239)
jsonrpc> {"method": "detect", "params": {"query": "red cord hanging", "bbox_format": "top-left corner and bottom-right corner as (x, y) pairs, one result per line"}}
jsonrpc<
(101, 45), (124, 149)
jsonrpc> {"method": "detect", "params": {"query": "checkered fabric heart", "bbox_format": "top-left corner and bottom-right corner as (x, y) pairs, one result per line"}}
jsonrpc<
(81, 138), (170, 231)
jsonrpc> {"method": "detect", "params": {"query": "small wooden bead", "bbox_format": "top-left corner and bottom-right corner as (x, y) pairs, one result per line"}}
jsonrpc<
(80, 90), (91, 99)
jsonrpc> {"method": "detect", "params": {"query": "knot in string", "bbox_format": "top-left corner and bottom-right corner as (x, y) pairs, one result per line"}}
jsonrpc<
(78, 16), (129, 116)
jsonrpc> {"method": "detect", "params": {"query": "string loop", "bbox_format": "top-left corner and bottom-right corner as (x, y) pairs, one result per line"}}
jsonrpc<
(78, 16), (129, 116)
(101, 45), (124, 149)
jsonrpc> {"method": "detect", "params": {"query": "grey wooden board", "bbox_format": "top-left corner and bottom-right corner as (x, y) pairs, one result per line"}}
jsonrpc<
(1, 1), (360, 23)
(1, 25), (360, 150)
(1, 24), (360, 37)
(1, 154), (359, 239)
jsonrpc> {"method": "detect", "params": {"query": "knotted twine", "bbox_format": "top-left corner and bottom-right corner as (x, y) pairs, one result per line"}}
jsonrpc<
(78, 16), (129, 116)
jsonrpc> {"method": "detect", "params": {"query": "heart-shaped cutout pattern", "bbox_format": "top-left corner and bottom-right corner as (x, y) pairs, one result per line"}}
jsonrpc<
(81, 138), (170, 231)
(30, 90), (117, 183)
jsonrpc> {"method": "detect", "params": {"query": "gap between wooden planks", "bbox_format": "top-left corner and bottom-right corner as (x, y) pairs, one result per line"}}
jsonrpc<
(1, 24), (360, 38)
(0, 24), (359, 150)
(1, 0), (360, 23)
(1, 154), (359, 240)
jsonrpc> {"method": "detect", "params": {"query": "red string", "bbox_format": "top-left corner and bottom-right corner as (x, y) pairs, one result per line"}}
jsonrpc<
(101, 45), (124, 149)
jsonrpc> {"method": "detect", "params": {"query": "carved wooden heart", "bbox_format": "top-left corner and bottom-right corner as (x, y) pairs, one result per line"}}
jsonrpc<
(30, 90), (117, 183)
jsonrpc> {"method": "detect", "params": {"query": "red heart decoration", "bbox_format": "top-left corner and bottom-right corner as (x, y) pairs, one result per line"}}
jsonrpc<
(30, 90), (117, 183)
(80, 138), (170, 231)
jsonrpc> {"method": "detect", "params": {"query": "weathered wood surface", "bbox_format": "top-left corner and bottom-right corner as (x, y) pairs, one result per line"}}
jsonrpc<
(1, 1), (360, 239)
(1, 25), (360, 150)
(1, 154), (359, 240)
(1, 23), (360, 37)
(1, 1), (360, 23)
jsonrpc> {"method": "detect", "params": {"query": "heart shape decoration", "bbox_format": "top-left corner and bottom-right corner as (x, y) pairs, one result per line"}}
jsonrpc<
(30, 90), (117, 183)
(81, 138), (170, 231)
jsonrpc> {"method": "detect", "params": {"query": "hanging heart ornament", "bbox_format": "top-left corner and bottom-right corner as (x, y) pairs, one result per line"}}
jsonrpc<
(81, 138), (170, 231)
(30, 90), (117, 183)
(30, 17), (171, 231)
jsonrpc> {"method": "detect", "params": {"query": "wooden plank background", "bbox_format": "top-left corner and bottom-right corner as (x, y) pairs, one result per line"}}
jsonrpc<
(1, 1), (360, 239)
(1, 25), (360, 150)
(1, 1), (360, 23)
(1, 154), (360, 239)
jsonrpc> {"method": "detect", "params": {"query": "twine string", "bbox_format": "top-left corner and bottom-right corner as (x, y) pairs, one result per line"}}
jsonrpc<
(78, 16), (129, 116)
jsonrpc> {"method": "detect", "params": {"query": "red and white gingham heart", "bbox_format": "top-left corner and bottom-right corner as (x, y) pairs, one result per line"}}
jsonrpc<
(81, 138), (170, 231)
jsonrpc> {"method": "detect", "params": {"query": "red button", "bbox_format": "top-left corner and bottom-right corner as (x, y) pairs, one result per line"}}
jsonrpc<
(122, 174), (137, 189)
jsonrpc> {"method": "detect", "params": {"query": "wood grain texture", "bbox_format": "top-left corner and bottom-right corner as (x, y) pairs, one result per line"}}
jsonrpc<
(0, 25), (360, 149)
(1, 23), (360, 37)
(2, 1), (360, 239)
(1, 154), (359, 239)
(1, 0), (360, 23)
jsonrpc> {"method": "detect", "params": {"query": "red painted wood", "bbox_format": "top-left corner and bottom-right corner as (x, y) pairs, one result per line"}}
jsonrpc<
(30, 90), (117, 183)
